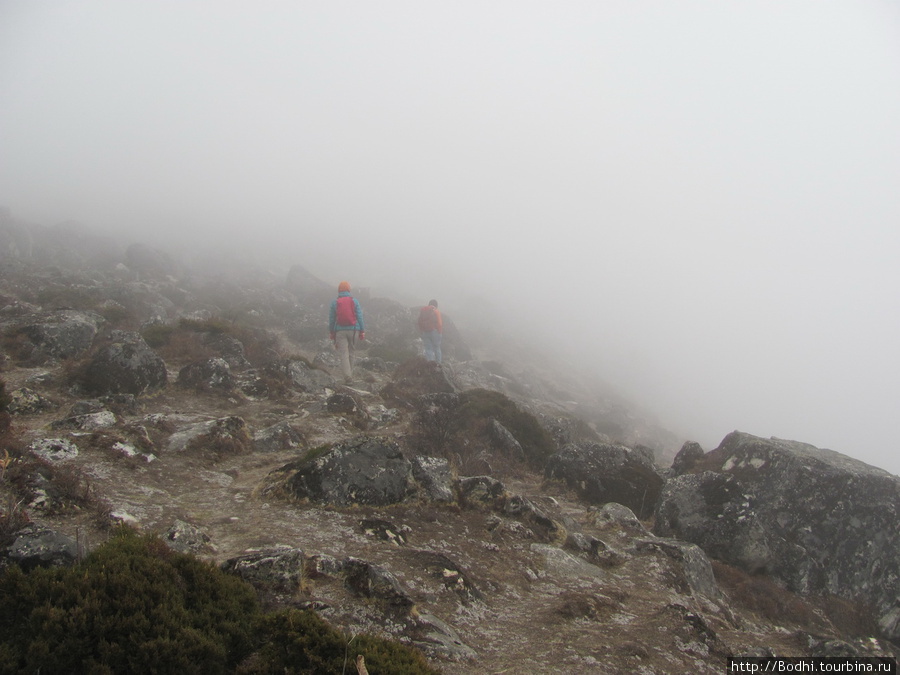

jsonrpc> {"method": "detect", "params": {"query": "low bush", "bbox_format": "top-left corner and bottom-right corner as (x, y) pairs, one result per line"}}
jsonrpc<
(0, 528), (440, 674)
(0, 527), (258, 673)
(712, 561), (823, 630)
(141, 323), (176, 348)
(240, 609), (438, 674)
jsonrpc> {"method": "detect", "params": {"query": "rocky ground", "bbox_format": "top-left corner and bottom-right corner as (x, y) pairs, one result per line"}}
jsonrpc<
(0, 225), (897, 673)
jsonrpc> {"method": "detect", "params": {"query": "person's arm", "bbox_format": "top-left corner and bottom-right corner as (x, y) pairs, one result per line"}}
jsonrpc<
(436, 309), (443, 333)
(328, 301), (336, 338)
(355, 299), (365, 333)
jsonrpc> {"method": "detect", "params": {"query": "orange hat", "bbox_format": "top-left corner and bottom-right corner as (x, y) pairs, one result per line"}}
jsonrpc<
(338, 281), (351, 292)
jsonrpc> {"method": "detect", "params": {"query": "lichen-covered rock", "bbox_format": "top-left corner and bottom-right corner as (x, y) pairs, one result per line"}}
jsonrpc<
(634, 538), (724, 604)
(3, 526), (79, 571)
(163, 520), (212, 554)
(50, 410), (118, 431)
(343, 557), (415, 613)
(202, 333), (250, 369)
(545, 441), (664, 519)
(488, 419), (525, 462)
(29, 437), (79, 462)
(177, 357), (235, 391)
(80, 331), (167, 396)
(167, 415), (253, 456)
(221, 545), (305, 592)
(277, 437), (415, 507)
(13, 310), (103, 364)
(253, 420), (304, 453)
(671, 440), (705, 475)
(411, 456), (454, 503)
(266, 358), (334, 392)
(7, 387), (59, 415)
(654, 431), (900, 641)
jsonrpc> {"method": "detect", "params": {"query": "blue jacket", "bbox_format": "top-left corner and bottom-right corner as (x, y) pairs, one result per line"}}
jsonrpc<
(329, 291), (365, 332)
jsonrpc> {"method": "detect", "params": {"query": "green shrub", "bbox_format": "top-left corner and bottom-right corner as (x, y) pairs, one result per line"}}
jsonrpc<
(141, 323), (176, 348)
(0, 527), (259, 674)
(0, 528), (440, 674)
(241, 609), (439, 675)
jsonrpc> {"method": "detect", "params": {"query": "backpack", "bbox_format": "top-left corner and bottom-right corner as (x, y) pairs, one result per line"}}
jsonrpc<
(417, 305), (438, 332)
(335, 296), (357, 327)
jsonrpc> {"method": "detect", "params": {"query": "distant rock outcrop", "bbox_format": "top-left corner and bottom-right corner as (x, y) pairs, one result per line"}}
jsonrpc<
(654, 431), (900, 640)
(544, 441), (665, 519)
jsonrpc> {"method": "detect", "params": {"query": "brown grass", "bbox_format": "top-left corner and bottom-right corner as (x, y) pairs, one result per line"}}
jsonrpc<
(712, 561), (825, 630)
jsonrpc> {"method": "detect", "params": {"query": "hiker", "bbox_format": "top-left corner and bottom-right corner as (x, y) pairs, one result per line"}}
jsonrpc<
(417, 299), (443, 363)
(329, 281), (365, 383)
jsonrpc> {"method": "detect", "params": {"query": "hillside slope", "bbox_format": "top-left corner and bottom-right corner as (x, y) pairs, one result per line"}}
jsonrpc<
(0, 219), (896, 672)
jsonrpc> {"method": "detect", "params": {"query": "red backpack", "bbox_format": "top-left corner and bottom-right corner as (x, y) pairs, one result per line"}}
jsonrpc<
(417, 305), (438, 331)
(335, 296), (357, 326)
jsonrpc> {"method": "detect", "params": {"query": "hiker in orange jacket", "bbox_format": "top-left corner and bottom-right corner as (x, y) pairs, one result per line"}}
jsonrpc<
(417, 299), (443, 364)
(329, 281), (365, 383)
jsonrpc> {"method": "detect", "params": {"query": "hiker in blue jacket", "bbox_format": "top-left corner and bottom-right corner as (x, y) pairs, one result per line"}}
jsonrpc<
(329, 281), (365, 383)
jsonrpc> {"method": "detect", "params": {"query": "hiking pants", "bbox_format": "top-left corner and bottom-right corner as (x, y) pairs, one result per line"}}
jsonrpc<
(335, 331), (356, 381)
(421, 330), (442, 363)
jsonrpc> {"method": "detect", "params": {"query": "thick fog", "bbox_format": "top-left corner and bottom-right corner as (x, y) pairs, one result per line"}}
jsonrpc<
(2, 2), (900, 474)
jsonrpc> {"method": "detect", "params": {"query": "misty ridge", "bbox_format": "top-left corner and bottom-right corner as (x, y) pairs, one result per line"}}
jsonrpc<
(0, 212), (898, 672)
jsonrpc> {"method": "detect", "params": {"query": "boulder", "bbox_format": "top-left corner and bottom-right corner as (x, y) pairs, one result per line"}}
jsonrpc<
(80, 331), (167, 396)
(267, 358), (334, 392)
(278, 437), (415, 507)
(380, 358), (457, 409)
(29, 437), (79, 462)
(203, 333), (250, 369)
(545, 441), (665, 519)
(163, 520), (212, 554)
(343, 557), (415, 613)
(221, 545), (306, 592)
(166, 415), (253, 455)
(411, 456), (455, 503)
(7, 387), (59, 415)
(654, 431), (900, 641)
(14, 310), (103, 364)
(50, 410), (118, 431)
(634, 538), (724, 604)
(488, 419), (525, 462)
(671, 441), (705, 475)
(177, 357), (235, 391)
(252, 420), (304, 453)
(3, 526), (79, 571)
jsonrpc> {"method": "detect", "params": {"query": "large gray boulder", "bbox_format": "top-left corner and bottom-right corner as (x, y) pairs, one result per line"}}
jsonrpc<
(3, 526), (79, 571)
(276, 437), (416, 507)
(545, 441), (665, 519)
(177, 357), (235, 391)
(80, 331), (168, 396)
(12, 310), (103, 364)
(266, 358), (335, 392)
(654, 431), (900, 641)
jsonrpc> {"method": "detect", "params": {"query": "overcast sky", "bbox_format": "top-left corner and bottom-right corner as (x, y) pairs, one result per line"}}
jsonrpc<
(2, 1), (899, 475)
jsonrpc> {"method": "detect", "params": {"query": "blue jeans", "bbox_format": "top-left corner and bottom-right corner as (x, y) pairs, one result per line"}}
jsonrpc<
(421, 331), (442, 363)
